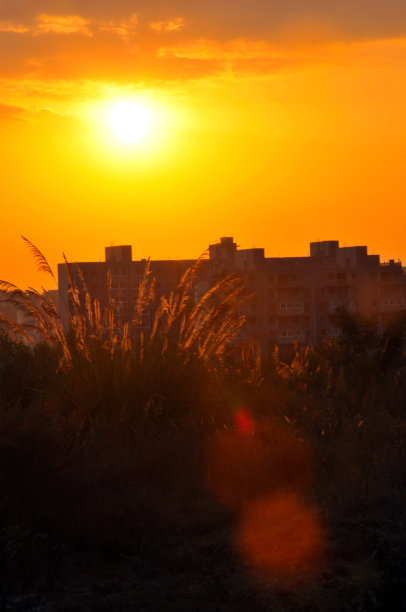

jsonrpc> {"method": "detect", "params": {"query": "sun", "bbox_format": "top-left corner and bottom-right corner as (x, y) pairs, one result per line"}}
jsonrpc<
(108, 101), (151, 143)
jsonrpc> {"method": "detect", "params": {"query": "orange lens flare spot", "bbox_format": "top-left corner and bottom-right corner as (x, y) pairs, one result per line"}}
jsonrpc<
(206, 422), (313, 509)
(234, 408), (255, 435)
(236, 493), (324, 583)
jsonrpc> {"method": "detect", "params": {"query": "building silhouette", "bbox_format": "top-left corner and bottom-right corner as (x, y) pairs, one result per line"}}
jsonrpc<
(58, 238), (406, 349)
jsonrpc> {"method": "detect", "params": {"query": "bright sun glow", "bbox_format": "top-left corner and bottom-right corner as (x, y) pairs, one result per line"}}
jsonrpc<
(109, 101), (151, 143)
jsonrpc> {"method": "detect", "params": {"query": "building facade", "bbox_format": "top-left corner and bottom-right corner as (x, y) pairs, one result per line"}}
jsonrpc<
(58, 238), (406, 349)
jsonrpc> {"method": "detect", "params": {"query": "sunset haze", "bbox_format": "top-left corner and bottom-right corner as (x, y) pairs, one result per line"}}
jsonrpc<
(1, 0), (406, 287)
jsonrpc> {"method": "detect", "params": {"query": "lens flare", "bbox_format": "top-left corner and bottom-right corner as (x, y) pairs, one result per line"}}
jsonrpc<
(206, 421), (313, 509)
(236, 493), (324, 583)
(234, 408), (255, 435)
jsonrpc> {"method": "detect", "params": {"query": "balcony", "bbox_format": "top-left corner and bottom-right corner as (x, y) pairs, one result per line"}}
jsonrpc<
(278, 330), (306, 345)
(324, 328), (342, 338)
(277, 301), (305, 315)
(328, 300), (356, 314)
(380, 298), (406, 312)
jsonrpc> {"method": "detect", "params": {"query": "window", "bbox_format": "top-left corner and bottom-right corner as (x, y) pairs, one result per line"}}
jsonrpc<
(325, 328), (342, 338)
(278, 329), (305, 344)
(328, 300), (356, 313)
(277, 302), (305, 315)
(381, 298), (406, 312)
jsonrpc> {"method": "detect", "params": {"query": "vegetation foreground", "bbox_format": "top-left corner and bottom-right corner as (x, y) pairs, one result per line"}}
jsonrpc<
(0, 241), (406, 611)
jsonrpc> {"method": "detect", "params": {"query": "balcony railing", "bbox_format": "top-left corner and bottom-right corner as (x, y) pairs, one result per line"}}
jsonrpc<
(380, 298), (406, 312)
(278, 330), (306, 344)
(277, 302), (305, 315)
(328, 300), (356, 314)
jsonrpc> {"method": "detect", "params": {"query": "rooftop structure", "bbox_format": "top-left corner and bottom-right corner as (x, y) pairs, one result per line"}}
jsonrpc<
(58, 238), (406, 350)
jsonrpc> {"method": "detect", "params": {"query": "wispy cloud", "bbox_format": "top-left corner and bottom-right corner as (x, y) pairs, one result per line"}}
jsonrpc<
(0, 101), (27, 119)
(0, 13), (139, 39)
(2, 8), (406, 85)
(97, 13), (138, 40)
(158, 39), (285, 61)
(157, 39), (291, 75)
(0, 100), (68, 123)
(34, 14), (93, 36)
(0, 21), (31, 34)
(150, 18), (186, 33)
(0, 14), (93, 37)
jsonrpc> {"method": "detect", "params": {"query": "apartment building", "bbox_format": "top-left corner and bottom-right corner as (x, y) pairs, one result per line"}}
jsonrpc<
(58, 238), (406, 349)
(58, 245), (195, 328)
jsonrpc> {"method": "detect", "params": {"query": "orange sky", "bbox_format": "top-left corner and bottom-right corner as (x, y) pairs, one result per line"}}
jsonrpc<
(1, 1), (406, 288)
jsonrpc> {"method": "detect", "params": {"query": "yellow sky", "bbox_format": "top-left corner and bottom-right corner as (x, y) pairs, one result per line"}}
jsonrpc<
(1, 7), (406, 288)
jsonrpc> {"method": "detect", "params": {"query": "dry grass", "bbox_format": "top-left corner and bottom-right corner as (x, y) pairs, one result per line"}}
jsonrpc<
(1, 239), (250, 370)
(1, 241), (406, 609)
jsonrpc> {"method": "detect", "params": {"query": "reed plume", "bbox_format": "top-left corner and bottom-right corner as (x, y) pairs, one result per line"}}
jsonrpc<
(0, 239), (252, 429)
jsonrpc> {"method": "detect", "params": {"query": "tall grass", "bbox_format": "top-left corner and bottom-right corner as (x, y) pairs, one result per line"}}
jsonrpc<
(0, 239), (256, 435)
(0, 240), (257, 556)
(2, 240), (406, 598)
(1, 240), (249, 359)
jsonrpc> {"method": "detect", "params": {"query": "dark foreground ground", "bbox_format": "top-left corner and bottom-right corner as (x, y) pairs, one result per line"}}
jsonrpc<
(1, 496), (406, 612)
(1, 327), (406, 611)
